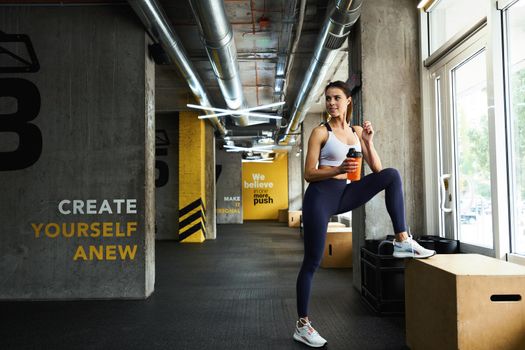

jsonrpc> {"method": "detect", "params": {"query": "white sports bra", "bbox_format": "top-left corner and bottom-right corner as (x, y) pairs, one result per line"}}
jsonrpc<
(319, 122), (362, 167)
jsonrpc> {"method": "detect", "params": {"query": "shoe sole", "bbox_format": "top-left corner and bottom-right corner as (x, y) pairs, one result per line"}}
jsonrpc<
(393, 251), (436, 259)
(293, 332), (327, 348)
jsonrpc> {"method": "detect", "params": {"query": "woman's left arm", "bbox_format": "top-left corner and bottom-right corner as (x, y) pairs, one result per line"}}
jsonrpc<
(355, 121), (382, 173)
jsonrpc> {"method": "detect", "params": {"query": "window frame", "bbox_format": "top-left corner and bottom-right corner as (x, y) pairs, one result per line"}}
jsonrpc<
(420, 0), (511, 260)
(426, 0), (488, 57)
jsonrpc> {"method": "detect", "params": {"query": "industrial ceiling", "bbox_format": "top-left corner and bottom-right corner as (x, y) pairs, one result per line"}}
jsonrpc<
(151, 0), (353, 146)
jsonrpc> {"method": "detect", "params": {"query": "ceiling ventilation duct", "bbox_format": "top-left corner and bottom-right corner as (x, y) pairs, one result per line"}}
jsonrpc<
(279, 0), (363, 145)
(127, 0), (227, 136)
(188, 0), (250, 127)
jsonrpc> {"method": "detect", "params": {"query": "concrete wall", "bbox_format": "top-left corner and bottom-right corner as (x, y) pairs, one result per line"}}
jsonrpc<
(360, 0), (422, 237)
(144, 30), (156, 296)
(155, 113), (179, 240)
(288, 139), (304, 211)
(216, 148), (243, 224)
(0, 5), (155, 299)
(353, 0), (422, 287)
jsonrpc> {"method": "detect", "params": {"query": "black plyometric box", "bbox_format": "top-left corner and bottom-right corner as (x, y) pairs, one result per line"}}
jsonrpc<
(360, 243), (405, 315)
(418, 235), (459, 254)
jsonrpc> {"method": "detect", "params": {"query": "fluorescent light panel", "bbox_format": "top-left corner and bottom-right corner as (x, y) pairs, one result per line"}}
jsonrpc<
(242, 159), (274, 163)
(198, 112), (281, 120)
(187, 102), (284, 120)
(224, 145), (275, 153)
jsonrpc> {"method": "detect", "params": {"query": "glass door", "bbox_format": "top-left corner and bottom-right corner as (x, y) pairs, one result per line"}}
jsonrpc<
(429, 32), (495, 254)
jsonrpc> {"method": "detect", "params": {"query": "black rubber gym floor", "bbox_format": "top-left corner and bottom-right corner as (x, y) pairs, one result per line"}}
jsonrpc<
(1, 221), (407, 350)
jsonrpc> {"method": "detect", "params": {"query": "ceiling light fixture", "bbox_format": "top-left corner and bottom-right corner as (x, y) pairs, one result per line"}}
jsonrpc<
(224, 145), (275, 153)
(242, 159), (274, 163)
(223, 144), (291, 153)
(187, 101), (285, 120)
(197, 111), (281, 120)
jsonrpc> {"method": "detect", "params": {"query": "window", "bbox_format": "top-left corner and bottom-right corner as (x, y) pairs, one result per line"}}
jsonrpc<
(505, 0), (525, 255)
(429, 0), (486, 54)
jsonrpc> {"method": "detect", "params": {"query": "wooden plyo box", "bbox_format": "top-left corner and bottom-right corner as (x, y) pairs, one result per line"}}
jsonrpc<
(288, 210), (302, 228)
(327, 222), (346, 228)
(405, 254), (525, 350)
(320, 227), (352, 268)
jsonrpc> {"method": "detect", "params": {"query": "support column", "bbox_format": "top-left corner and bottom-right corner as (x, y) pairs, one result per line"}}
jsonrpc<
(178, 112), (207, 242)
(0, 5), (155, 299)
(204, 122), (216, 239)
(216, 148), (243, 224)
(155, 112), (180, 240)
(353, 0), (422, 289)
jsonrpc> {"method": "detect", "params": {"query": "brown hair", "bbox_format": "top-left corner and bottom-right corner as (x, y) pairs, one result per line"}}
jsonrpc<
(324, 80), (351, 97)
(324, 80), (353, 123)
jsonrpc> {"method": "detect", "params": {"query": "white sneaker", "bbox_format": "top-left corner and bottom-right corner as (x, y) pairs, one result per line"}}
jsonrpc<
(292, 318), (327, 348)
(393, 236), (436, 259)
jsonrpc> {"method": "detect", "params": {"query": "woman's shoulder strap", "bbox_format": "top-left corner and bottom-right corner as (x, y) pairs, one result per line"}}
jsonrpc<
(322, 122), (332, 132)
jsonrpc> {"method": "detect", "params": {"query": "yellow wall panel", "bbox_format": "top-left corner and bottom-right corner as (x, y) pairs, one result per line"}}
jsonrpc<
(242, 153), (288, 220)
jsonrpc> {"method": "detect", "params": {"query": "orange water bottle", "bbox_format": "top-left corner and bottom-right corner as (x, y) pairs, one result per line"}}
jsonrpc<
(346, 148), (362, 181)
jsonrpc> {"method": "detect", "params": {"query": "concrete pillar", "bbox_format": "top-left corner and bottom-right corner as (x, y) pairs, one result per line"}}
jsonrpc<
(178, 112), (208, 242)
(288, 141), (303, 211)
(216, 148), (243, 224)
(353, 0), (422, 289)
(156, 113), (215, 239)
(155, 113), (179, 240)
(0, 5), (155, 299)
(204, 122), (216, 239)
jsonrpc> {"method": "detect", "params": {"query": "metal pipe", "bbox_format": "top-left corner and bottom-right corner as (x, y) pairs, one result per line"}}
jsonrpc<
(279, 0), (363, 144)
(282, 0), (306, 96)
(128, 0), (227, 135)
(274, 0), (299, 113)
(188, 0), (250, 126)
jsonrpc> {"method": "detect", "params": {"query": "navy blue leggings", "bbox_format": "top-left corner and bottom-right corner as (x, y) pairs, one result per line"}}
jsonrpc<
(296, 168), (406, 317)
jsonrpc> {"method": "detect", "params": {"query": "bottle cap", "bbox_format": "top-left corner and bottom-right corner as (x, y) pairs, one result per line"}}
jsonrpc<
(347, 147), (362, 158)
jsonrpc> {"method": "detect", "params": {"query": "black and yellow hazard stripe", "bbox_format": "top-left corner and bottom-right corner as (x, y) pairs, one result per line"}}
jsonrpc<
(178, 198), (207, 242)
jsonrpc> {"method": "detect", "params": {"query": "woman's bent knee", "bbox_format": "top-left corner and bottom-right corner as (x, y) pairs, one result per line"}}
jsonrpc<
(381, 167), (401, 182)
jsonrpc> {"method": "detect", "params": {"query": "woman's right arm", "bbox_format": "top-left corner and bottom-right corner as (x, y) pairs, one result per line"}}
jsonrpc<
(304, 127), (347, 182)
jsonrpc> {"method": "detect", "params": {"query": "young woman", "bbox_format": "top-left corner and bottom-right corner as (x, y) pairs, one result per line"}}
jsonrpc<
(293, 81), (435, 348)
